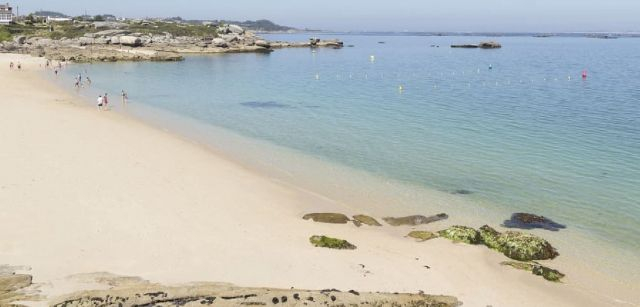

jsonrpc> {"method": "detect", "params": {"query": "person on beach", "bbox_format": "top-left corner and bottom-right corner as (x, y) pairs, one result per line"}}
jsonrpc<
(17, 62), (21, 70)
(121, 90), (128, 105)
(103, 93), (109, 109)
(9, 62), (14, 70)
(86, 77), (92, 85)
(97, 95), (104, 110)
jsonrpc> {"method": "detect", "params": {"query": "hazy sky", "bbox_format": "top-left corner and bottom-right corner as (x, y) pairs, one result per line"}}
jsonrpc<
(12, 0), (640, 32)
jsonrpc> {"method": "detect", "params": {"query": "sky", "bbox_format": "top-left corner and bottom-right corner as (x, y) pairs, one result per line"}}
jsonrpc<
(11, 0), (640, 32)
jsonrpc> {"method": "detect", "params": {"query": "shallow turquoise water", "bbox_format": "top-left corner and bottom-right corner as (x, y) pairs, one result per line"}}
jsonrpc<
(61, 34), (640, 281)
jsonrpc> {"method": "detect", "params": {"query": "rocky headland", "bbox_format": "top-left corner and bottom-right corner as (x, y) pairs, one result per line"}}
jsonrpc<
(0, 22), (343, 63)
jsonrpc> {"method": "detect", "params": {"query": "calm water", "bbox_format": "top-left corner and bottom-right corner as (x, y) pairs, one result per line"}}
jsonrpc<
(61, 34), (640, 283)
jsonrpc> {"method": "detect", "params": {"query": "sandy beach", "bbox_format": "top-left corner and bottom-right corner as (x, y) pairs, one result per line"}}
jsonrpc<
(0, 53), (638, 306)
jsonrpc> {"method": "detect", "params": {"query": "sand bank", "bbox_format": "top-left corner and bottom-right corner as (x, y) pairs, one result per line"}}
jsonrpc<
(0, 53), (637, 306)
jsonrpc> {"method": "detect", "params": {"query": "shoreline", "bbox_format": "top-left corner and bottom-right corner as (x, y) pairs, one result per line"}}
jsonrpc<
(1, 53), (638, 306)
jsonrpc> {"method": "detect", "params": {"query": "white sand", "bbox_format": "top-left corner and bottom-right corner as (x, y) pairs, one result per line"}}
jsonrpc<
(0, 54), (637, 307)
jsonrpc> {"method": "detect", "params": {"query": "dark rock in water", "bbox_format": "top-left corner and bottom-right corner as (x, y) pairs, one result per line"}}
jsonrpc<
(352, 215), (382, 227)
(501, 261), (565, 282)
(438, 226), (481, 244)
(502, 213), (566, 231)
(309, 235), (357, 250)
(452, 189), (473, 195)
(451, 44), (479, 48)
(240, 101), (292, 109)
(382, 213), (448, 226)
(478, 41), (502, 49)
(303, 213), (350, 224)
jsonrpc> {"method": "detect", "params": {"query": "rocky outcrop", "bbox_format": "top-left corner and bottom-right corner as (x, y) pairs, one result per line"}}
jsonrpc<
(501, 261), (565, 282)
(502, 213), (566, 231)
(438, 226), (482, 244)
(303, 213), (351, 224)
(309, 235), (357, 250)
(49, 272), (460, 307)
(451, 41), (502, 49)
(383, 213), (448, 226)
(407, 231), (438, 242)
(352, 215), (382, 227)
(450, 225), (559, 261)
(2, 24), (343, 63)
(0, 265), (36, 306)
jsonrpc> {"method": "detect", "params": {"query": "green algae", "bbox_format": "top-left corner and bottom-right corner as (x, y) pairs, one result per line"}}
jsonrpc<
(479, 225), (502, 250)
(496, 231), (559, 261)
(501, 261), (565, 282)
(309, 235), (357, 250)
(438, 226), (481, 244)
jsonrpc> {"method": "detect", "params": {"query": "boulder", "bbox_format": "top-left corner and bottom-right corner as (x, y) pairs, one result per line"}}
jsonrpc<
(13, 36), (26, 45)
(438, 226), (481, 244)
(254, 39), (271, 48)
(220, 34), (240, 43)
(309, 235), (356, 250)
(502, 213), (566, 231)
(119, 36), (142, 47)
(383, 213), (448, 226)
(479, 41), (502, 49)
(211, 38), (228, 48)
(352, 215), (382, 227)
(228, 24), (245, 34)
(303, 213), (350, 224)
(407, 231), (438, 242)
(94, 29), (130, 37)
(496, 231), (559, 261)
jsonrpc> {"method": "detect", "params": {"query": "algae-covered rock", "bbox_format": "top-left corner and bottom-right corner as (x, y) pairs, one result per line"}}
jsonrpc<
(532, 265), (565, 282)
(497, 231), (559, 261)
(382, 213), (448, 226)
(407, 231), (438, 242)
(309, 235), (357, 250)
(501, 261), (565, 282)
(438, 226), (481, 244)
(303, 213), (350, 224)
(352, 215), (382, 227)
(479, 225), (502, 250)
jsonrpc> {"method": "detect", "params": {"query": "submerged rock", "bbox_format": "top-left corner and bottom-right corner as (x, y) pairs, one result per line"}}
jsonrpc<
(502, 213), (566, 231)
(407, 231), (438, 242)
(438, 226), (481, 244)
(303, 213), (350, 224)
(382, 213), (448, 226)
(501, 261), (565, 282)
(352, 215), (382, 227)
(309, 235), (357, 250)
(451, 189), (473, 195)
(496, 231), (559, 261)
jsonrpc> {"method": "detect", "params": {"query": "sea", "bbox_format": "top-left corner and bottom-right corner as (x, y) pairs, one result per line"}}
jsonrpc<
(56, 33), (640, 286)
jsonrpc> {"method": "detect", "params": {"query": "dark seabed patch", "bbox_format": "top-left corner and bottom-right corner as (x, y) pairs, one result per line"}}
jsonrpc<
(502, 213), (566, 232)
(451, 189), (474, 195)
(240, 101), (293, 109)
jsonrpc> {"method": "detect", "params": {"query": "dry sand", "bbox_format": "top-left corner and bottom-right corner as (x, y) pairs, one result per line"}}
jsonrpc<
(0, 53), (638, 306)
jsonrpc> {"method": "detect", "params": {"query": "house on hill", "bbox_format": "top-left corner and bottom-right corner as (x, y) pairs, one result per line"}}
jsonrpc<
(0, 3), (14, 25)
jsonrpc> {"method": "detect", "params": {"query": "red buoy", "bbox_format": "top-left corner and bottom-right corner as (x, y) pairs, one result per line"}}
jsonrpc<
(582, 70), (588, 79)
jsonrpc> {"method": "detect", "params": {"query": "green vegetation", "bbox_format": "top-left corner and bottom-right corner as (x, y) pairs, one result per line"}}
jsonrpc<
(302, 213), (350, 224)
(33, 11), (69, 18)
(309, 235), (357, 250)
(0, 27), (11, 42)
(438, 225), (481, 244)
(352, 214), (382, 226)
(126, 22), (218, 38)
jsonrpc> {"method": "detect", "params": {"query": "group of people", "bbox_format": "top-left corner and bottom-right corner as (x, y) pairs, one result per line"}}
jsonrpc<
(74, 73), (91, 88)
(9, 61), (22, 70)
(45, 60), (65, 75)
(97, 90), (129, 111)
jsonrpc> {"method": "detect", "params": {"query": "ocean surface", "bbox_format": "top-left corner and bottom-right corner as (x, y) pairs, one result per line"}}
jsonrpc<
(58, 34), (640, 284)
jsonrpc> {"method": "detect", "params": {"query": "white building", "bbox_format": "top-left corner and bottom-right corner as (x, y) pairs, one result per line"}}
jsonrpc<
(46, 16), (72, 23)
(0, 3), (14, 25)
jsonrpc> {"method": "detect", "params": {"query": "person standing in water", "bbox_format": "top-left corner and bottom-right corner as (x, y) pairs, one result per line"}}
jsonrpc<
(97, 95), (104, 110)
(121, 90), (128, 105)
(103, 93), (109, 109)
